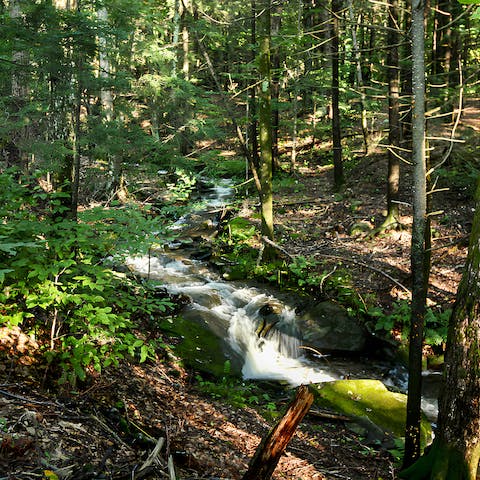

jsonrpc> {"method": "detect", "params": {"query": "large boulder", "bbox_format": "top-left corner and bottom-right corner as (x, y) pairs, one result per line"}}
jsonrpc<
(295, 301), (369, 353)
(312, 379), (432, 448)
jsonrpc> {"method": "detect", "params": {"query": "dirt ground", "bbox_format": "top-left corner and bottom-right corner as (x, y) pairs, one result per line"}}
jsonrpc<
(0, 346), (397, 480)
(1, 102), (478, 480)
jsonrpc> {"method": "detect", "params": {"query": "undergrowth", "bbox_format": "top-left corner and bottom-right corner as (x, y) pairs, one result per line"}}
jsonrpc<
(195, 361), (279, 418)
(0, 169), (176, 385)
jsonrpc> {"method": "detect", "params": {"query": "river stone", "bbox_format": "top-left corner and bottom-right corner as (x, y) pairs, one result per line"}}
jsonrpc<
(296, 301), (368, 353)
(312, 379), (432, 448)
(158, 315), (243, 378)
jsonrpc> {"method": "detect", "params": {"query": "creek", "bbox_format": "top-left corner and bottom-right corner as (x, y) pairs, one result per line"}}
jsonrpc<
(127, 179), (440, 421)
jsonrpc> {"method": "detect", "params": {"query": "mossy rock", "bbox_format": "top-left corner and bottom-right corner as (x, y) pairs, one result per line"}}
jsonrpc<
(159, 316), (242, 378)
(312, 379), (432, 448)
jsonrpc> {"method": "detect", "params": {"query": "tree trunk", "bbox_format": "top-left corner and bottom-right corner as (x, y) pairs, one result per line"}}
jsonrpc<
(401, 5), (413, 149)
(382, 0), (402, 230)
(347, 0), (369, 155)
(242, 385), (314, 480)
(258, 0), (275, 248)
(70, 3), (83, 220)
(331, 0), (344, 190)
(271, 0), (282, 173)
(290, 0), (303, 171)
(8, 0), (29, 172)
(399, 179), (480, 480)
(249, 0), (260, 170)
(403, 0), (428, 468)
(182, 0), (190, 79)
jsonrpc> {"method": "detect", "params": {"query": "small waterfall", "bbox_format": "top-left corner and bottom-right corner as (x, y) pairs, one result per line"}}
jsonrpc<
(126, 176), (440, 415)
(128, 251), (337, 386)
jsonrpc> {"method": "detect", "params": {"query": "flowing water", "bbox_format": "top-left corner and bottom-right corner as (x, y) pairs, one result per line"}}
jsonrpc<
(127, 179), (439, 420)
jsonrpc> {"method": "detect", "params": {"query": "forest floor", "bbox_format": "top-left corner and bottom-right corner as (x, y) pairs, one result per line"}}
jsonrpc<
(1, 102), (479, 480)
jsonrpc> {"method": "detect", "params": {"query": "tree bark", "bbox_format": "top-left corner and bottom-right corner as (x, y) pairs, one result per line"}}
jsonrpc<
(249, 0), (260, 170)
(70, 1), (83, 220)
(399, 180), (480, 480)
(270, 0), (282, 173)
(347, 0), (369, 155)
(242, 385), (314, 480)
(7, 0), (29, 172)
(403, 0), (428, 468)
(382, 0), (402, 230)
(331, 0), (344, 190)
(258, 0), (275, 247)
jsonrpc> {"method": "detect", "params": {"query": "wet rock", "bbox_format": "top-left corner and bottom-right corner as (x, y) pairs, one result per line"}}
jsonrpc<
(296, 301), (369, 353)
(190, 247), (213, 261)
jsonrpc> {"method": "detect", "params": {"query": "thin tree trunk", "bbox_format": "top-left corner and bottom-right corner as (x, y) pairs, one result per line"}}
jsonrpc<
(172, 0), (181, 78)
(249, 0), (260, 170)
(400, 179), (480, 480)
(347, 0), (369, 155)
(403, 0), (428, 468)
(182, 0), (190, 79)
(271, 0), (282, 173)
(382, 0), (402, 230)
(8, 0), (29, 172)
(70, 2), (83, 220)
(331, 0), (344, 190)
(258, 0), (275, 248)
(290, 0), (303, 171)
(98, 7), (113, 121)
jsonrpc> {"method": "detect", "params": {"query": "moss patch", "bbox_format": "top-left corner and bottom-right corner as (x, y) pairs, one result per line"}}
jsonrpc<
(312, 379), (432, 447)
(159, 316), (238, 378)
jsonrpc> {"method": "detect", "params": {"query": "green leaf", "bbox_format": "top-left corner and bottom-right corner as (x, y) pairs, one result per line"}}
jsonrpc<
(0, 269), (14, 282)
(139, 344), (149, 363)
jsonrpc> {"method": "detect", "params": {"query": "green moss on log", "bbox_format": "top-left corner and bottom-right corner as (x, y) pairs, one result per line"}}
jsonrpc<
(312, 379), (432, 447)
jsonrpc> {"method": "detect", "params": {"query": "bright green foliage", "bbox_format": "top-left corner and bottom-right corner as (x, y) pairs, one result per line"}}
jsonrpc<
(0, 170), (174, 384)
(369, 300), (450, 347)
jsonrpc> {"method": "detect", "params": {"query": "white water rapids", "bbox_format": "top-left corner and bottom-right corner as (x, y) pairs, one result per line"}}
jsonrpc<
(126, 253), (337, 386)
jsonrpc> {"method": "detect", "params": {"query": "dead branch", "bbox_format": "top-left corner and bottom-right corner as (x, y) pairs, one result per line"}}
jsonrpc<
(242, 385), (314, 480)
(138, 437), (166, 473)
(307, 409), (351, 422)
(261, 236), (294, 260)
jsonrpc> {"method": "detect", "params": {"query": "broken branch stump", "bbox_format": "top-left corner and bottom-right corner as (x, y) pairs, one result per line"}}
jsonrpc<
(242, 384), (314, 480)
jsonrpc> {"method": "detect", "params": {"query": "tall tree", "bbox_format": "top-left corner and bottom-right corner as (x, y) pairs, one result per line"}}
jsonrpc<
(382, 0), (402, 230)
(403, 0), (429, 467)
(331, 0), (344, 189)
(400, 178), (480, 479)
(270, 0), (283, 172)
(249, 0), (260, 169)
(258, 0), (275, 246)
(347, 0), (369, 155)
(7, 0), (29, 171)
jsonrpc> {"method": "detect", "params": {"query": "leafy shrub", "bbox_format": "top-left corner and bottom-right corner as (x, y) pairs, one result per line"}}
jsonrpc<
(0, 170), (175, 384)
(369, 300), (450, 347)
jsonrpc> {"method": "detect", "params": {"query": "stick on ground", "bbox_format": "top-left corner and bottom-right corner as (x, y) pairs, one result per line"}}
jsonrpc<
(242, 384), (314, 480)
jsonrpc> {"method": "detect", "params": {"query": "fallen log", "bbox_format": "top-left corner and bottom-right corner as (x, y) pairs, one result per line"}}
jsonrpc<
(242, 385), (314, 480)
